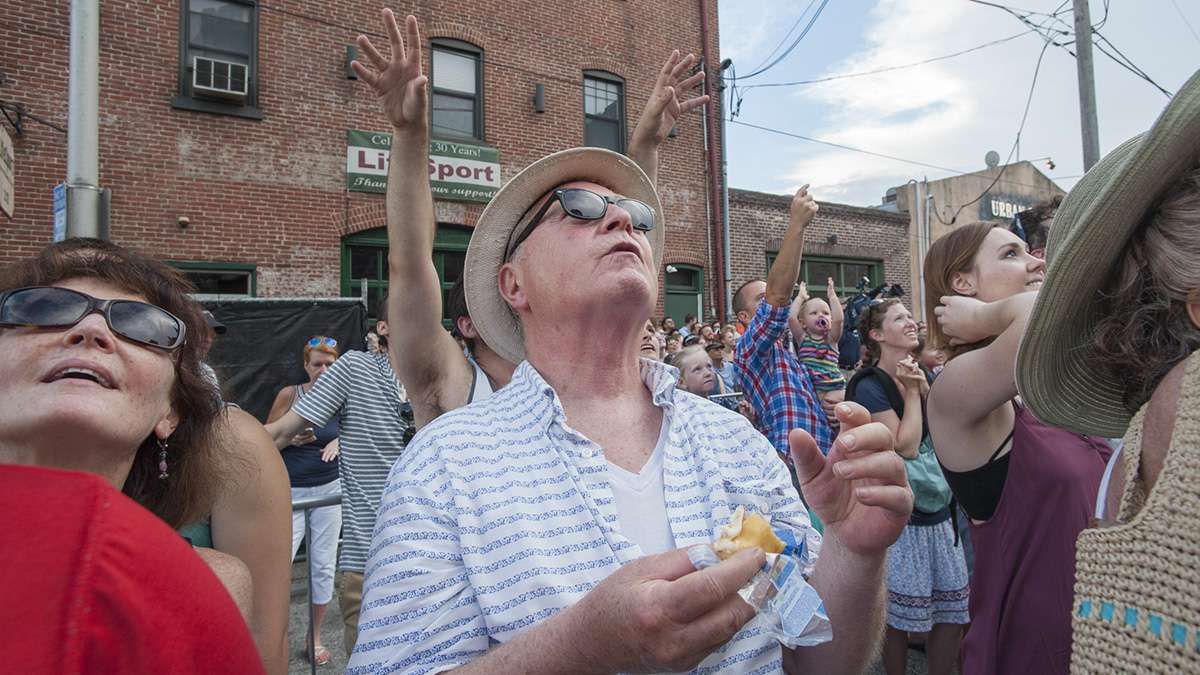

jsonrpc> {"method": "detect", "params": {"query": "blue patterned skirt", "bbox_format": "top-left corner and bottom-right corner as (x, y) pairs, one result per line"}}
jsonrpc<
(885, 517), (970, 632)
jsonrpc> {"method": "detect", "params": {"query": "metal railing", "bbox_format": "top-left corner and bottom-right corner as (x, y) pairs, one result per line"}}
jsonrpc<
(292, 492), (342, 675)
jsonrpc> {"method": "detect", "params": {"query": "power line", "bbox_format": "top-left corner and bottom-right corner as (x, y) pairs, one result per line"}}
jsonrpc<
(1091, 30), (1174, 97)
(726, 0), (832, 81)
(934, 31), (1053, 226)
(742, 30), (1035, 91)
(1170, 0), (1200, 47)
(729, 117), (1076, 197)
(746, 0), (820, 75)
(729, 119), (962, 173)
(971, 0), (1174, 98)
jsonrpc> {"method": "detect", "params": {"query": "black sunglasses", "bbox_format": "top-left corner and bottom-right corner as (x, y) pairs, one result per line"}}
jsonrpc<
(506, 187), (656, 259)
(0, 286), (187, 351)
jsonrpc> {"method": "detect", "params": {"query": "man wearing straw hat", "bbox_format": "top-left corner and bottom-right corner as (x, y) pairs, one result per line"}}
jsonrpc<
(356, 10), (711, 431)
(347, 14), (914, 674)
(1016, 68), (1200, 672)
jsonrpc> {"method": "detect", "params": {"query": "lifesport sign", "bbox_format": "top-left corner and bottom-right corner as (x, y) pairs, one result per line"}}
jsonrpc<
(346, 130), (501, 203)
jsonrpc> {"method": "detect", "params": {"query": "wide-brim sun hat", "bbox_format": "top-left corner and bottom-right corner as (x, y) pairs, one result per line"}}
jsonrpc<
(1016, 68), (1200, 438)
(463, 147), (665, 365)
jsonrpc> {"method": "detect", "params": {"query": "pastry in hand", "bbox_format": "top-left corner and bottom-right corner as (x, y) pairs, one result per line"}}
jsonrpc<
(713, 506), (785, 560)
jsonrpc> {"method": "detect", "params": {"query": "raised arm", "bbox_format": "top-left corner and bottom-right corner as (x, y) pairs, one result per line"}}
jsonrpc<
(927, 291), (1037, 471)
(767, 187), (818, 307)
(353, 11), (471, 423)
(628, 50), (709, 187)
(826, 277), (844, 345)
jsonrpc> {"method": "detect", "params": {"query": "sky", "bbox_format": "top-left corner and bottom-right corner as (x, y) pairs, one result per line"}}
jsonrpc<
(716, 0), (1200, 206)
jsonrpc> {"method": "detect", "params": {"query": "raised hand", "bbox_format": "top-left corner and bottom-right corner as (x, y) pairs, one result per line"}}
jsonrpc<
(631, 50), (710, 150)
(896, 357), (927, 396)
(934, 295), (990, 346)
(789, 184), (818, 227)
(351, 10), (428, 134)
(826, 277), (838, 301)
(789, 402), (911, 557)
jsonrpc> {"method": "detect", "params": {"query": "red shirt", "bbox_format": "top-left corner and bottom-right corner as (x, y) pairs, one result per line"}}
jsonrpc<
(0, 465), (264, 675)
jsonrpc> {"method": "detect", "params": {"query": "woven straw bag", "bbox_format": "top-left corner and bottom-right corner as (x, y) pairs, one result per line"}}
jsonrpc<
(1071, 352), (1200, 673)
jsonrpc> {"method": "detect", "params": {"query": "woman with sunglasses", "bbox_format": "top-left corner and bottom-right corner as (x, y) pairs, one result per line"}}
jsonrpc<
(923, 223), (1112, 674)
(266, 335), (342, 666)
(0, 238), (274, 669)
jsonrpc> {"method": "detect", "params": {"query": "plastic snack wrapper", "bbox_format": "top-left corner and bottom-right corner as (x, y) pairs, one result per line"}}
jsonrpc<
(688, 508), (833, 648)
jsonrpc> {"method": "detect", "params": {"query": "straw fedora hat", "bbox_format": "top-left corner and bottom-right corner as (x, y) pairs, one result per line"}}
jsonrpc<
(463, 147), (665, 365)
(1016, 68), (1200, 438)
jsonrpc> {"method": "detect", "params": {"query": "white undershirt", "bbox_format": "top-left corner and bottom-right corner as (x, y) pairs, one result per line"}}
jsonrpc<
(605, 417), (675, 555)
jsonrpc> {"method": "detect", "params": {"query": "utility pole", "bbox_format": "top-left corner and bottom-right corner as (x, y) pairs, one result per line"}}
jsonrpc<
(719, 59), (733, 319)
(1073, 0), (1101, 171)
(66, 0), (108, 238)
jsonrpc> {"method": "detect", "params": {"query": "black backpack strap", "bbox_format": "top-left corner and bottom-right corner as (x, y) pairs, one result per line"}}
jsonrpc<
(846, 366), (905, 416)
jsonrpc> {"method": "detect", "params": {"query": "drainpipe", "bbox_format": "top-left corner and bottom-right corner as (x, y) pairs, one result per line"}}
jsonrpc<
(719, 59), (733, 320)
(698, 0), (726, 322)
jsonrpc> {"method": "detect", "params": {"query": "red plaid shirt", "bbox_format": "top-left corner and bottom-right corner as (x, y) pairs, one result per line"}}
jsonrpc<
(734, 301), (834, 457)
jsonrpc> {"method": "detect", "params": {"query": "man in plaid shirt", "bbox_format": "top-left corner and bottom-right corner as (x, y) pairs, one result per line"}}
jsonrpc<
(733, 185), (834, 460)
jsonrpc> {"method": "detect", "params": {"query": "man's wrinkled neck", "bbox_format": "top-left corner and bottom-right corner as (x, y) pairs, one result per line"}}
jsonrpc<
(523, 310), (647, 403)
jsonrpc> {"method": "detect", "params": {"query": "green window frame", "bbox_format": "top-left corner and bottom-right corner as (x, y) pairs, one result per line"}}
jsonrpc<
(765, 253), (883, 300)
(340, 225), (472, 326)
(168, 260), (257, 298)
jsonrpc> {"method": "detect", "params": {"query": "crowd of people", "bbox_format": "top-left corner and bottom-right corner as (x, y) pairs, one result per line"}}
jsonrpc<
(1, 8), (1197, 675)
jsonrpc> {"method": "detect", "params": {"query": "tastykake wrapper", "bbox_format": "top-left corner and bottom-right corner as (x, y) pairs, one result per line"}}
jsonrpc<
(713, 506), (785, 560)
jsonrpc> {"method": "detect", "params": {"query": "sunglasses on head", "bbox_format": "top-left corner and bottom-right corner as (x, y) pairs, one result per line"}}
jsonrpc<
(0, 286), (186, 351)
(505, 187), (656, 259)
(307, 336), (337, 349)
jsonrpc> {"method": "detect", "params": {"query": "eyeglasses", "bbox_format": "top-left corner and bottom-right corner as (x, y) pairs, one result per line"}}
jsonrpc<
(506, 187), (656, 259)
(0, 286), (186, 351)
(307, 336), (338, 349)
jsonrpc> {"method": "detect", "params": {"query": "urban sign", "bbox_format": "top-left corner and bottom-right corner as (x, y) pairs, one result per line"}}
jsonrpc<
(980, 193), (1034, 221)
(345, 130), (500, 203)
(0, 126), (13, 218)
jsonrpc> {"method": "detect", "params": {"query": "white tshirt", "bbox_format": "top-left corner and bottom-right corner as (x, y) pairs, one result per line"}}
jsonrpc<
(605, 417), (675, 555)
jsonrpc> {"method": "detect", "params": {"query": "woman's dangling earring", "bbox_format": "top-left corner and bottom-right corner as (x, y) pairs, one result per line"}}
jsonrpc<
(157, 438), (170, 480)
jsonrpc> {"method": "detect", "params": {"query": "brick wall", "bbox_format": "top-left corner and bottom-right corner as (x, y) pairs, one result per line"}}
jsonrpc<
(727, 187), (912, 305)
(0, 0), (721, 315)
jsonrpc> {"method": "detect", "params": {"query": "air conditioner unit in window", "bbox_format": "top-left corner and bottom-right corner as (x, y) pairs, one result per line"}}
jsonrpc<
(192, 56), (248, 101)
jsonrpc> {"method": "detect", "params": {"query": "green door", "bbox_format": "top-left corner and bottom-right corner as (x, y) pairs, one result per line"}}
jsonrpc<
(663, 264), (703, 324)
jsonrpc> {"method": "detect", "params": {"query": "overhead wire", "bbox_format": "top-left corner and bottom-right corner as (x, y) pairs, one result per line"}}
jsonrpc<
(745, 0), (820, 76)
(931, 7), (1059, 225)
(724, 0), (832, 81)
(741, 29), (1035, 91)
(980, 0), (1173, 98)
(1169, 0), (1200, 47)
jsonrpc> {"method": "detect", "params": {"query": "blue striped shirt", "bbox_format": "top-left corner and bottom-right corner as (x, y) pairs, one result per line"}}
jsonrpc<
(348, 358), (820, 674)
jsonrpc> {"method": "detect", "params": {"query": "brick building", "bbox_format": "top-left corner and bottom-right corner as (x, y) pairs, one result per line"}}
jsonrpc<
(727, 187), (912, 314)
(0, 0), (725, 324)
